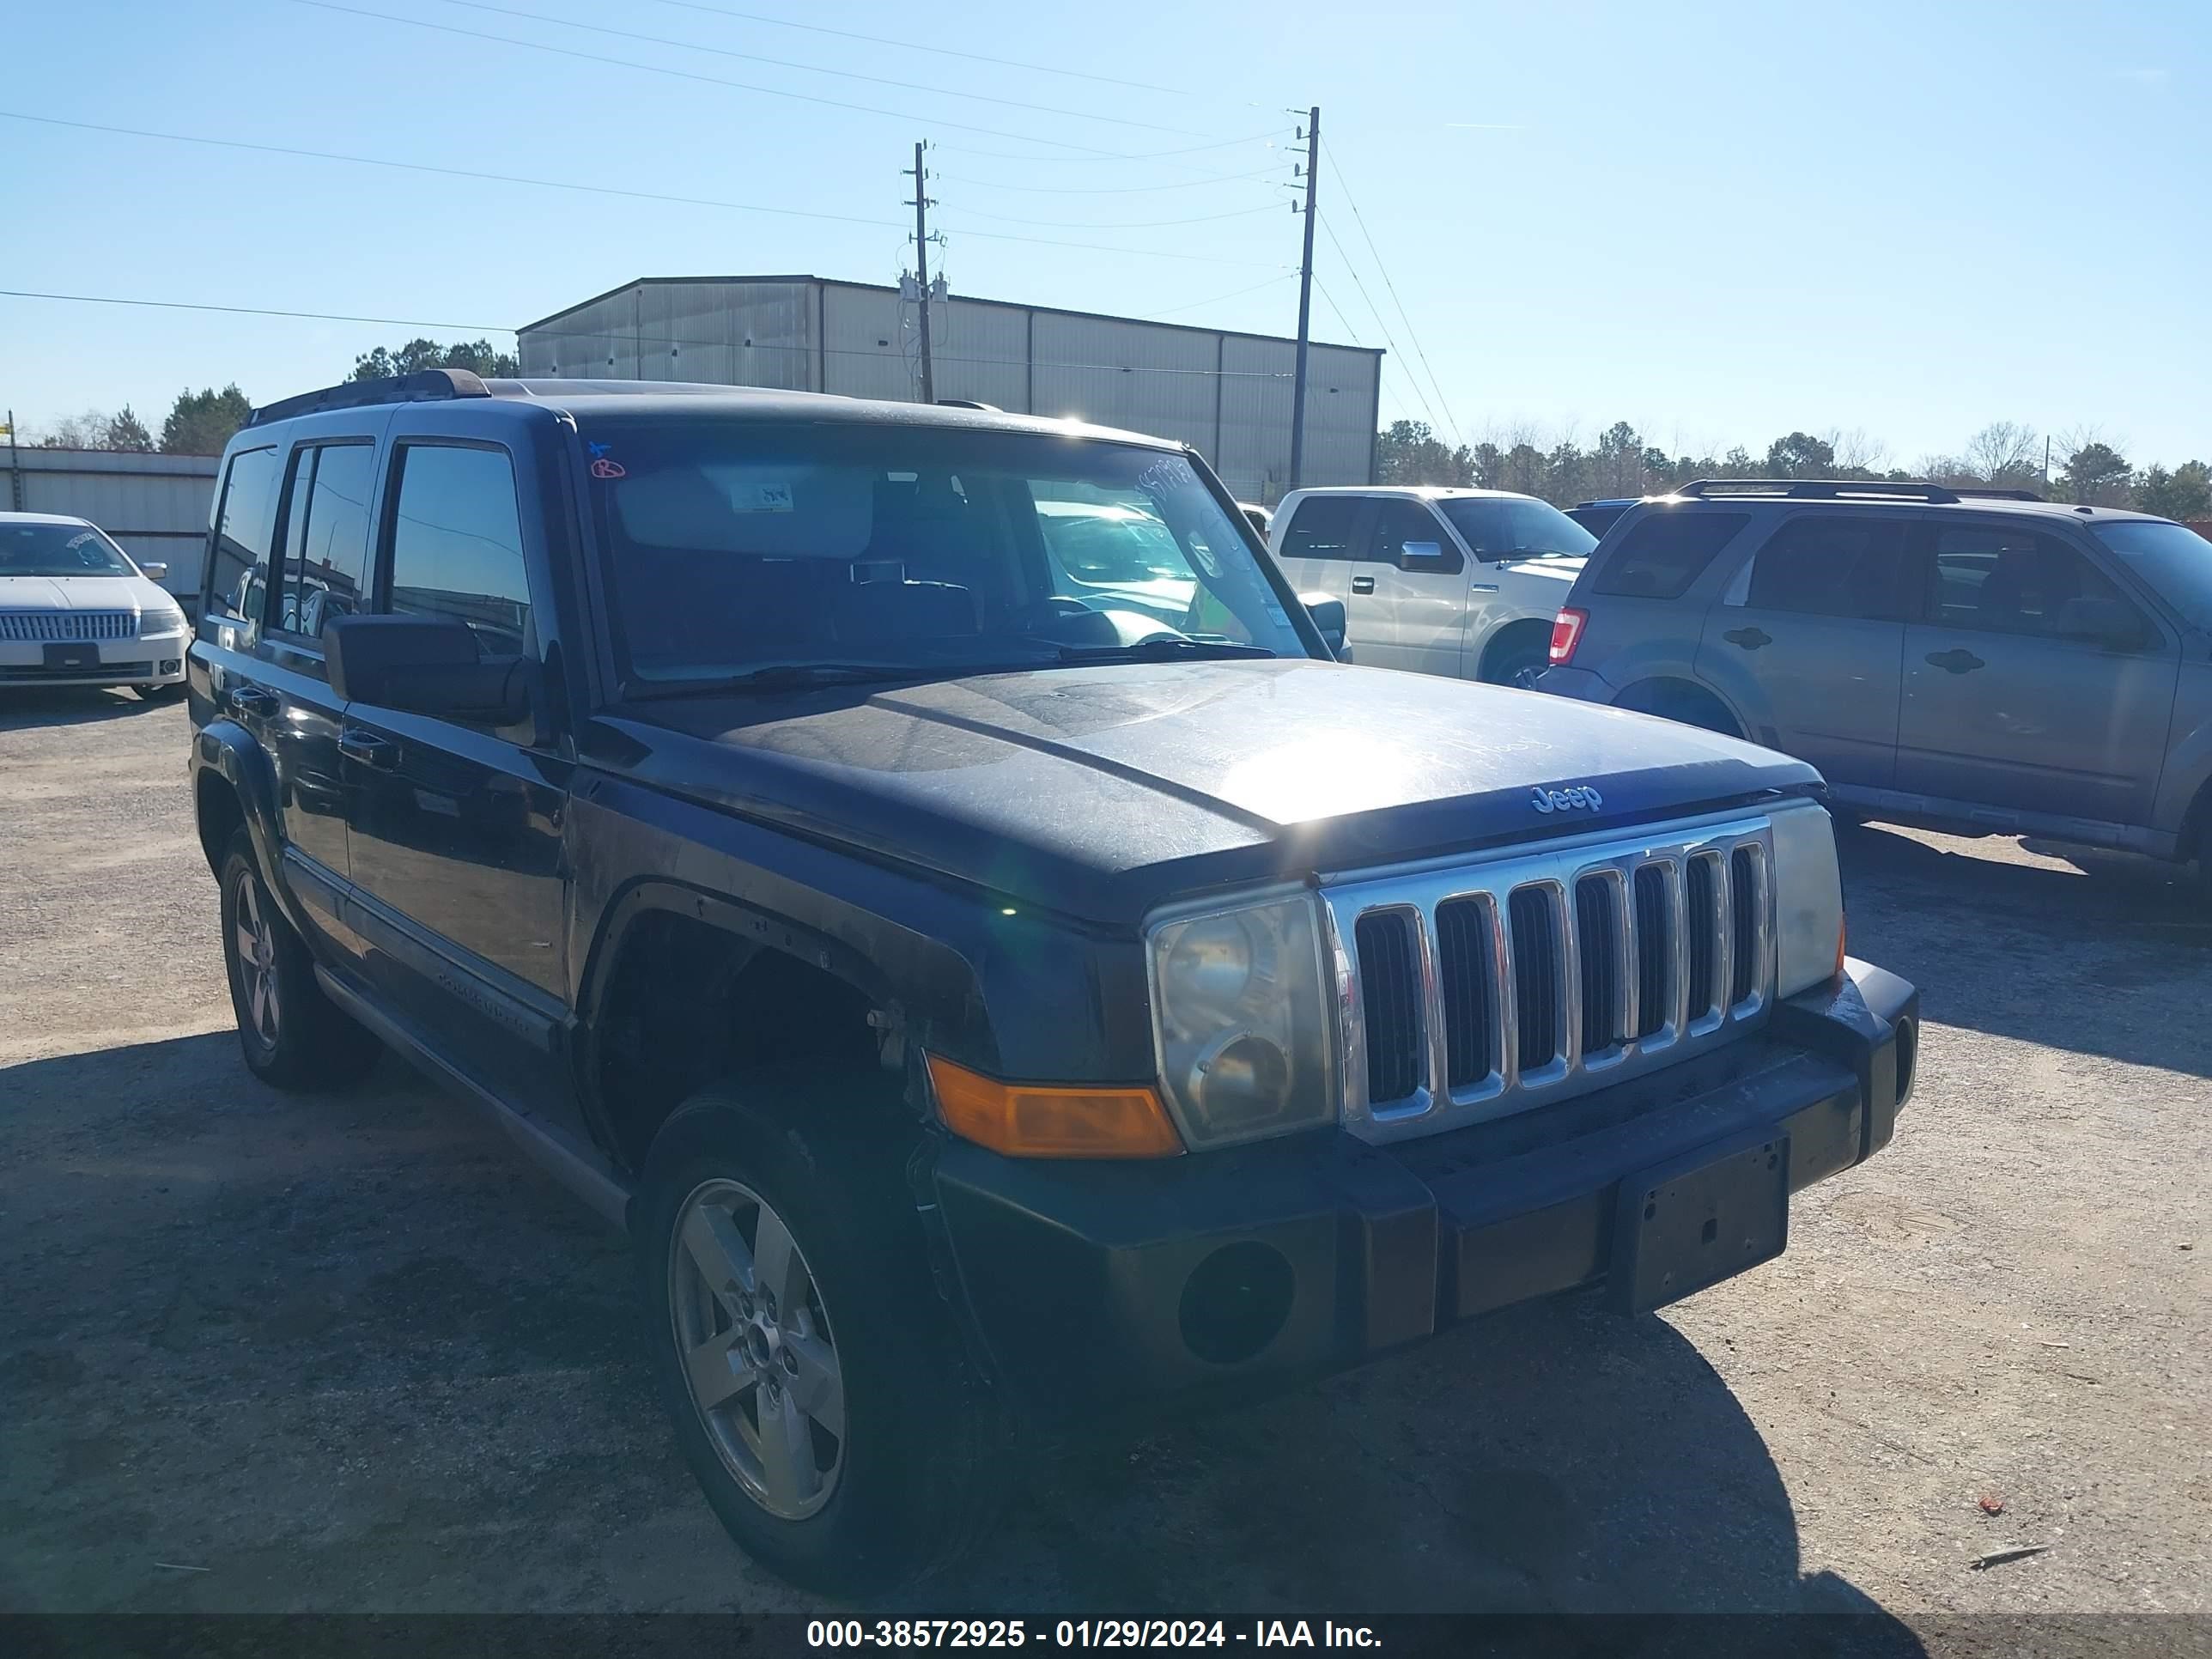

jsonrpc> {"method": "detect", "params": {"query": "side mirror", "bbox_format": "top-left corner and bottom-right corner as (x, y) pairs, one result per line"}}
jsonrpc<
(139, 561), (169, 581)
(325, 614), (533, 726)
(1395, 539), (1457, 574)
(2055, 596), (2150, 652)
(1300, 593), (1347, 656)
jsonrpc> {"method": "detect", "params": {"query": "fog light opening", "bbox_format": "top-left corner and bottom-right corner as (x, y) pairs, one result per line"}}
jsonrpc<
(1177, 1241), (1294, 1366)
(1893, 1018), (1917, 1108)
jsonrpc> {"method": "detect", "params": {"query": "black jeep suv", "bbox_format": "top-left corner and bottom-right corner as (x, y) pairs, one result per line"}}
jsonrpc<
(187, 369), (1917, 1591)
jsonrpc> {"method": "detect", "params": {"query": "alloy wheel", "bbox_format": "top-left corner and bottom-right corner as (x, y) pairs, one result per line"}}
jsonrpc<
(669, 1177), (847, 1521)
(234, 872), (281, 1048)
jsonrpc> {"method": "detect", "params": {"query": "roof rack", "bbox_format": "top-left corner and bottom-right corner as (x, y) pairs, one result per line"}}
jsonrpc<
(1673, 478), (1962, 503)
(1954, 487), (2045, 501)
(933, 398), (1000, 412)
(248, 368), (493, 428)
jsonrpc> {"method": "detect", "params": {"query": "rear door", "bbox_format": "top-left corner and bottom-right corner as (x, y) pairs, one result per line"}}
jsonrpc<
(1895, 520), (2179, 828)
(1355, 497), (1469, 677)
(1698, 512), (1911, 788)
(1269, 493), (1362, 614)
(260, 437), (380, 893)
(339, 434), (573, 1096)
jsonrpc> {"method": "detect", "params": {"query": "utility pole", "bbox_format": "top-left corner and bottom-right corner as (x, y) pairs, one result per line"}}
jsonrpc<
(906, 141), (937, 404)
(1288, 106), (1321, 489)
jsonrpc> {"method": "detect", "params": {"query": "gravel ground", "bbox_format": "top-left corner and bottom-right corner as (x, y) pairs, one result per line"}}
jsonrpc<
(1, 689), (2206, 1635)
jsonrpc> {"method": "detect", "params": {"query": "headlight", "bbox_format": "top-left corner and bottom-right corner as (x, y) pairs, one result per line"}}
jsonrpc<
(1770, 803), (1844, 998)
(140, 606), (186, 639)
(1147, 891), (1336, 1148)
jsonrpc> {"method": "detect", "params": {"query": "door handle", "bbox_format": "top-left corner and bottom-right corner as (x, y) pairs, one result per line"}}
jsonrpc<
(1924, 648), (1986, 675)
(1723, 627), (1771, 651)
(1351, 574), (1376, 594)
(229, 684), (278, 715)
(338, 728), (399, 769)
(1471, 582), (1499, 592)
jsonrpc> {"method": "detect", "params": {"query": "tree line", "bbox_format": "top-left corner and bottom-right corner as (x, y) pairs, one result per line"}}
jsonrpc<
(15, 335), (2208, 523)
(13, 339), (520, 457)
(1374, 418), (2211, 520)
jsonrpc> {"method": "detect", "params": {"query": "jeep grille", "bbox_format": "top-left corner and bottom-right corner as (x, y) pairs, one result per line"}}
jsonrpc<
(1322, 814), (1774, 1143)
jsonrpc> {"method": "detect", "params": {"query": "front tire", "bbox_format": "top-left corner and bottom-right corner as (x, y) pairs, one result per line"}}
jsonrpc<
(635, 1084), (1006, 1593)
(218, 829), (381, 1090)
(137, 681), (187, 702)
(1481, 640), (1550, 690)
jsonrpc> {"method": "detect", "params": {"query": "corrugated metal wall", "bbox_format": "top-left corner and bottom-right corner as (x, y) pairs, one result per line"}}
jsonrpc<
(2, 447), (219, 604)
(520, 278), (1382, 500)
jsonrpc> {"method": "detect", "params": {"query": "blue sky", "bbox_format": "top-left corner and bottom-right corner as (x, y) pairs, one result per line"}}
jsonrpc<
(3, 0), (2205, 468)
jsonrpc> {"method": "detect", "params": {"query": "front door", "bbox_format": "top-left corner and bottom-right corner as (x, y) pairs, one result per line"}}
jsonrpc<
(1894, 520), (2179, 829)
(1355, 498), (1469, 677)
(1270, 493), (1360, 614)
(1697, 511), (1911, 788)
(340, 438), (571, 1094)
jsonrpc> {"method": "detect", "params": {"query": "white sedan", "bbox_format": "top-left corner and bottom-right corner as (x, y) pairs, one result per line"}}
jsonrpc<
(0, 512), (190, 698)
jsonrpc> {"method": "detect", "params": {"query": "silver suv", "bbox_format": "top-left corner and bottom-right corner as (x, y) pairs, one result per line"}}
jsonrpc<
(1269, 486), (1597, 684)
(1538, 478), (2212, 892)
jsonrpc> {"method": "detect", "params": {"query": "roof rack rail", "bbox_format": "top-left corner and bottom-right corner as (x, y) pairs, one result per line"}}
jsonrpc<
(933, 398), (1000, 412)
(1673, 477), (1961, 503)
(1953, 487), (2045, 501)
(248, 368), (494, 428)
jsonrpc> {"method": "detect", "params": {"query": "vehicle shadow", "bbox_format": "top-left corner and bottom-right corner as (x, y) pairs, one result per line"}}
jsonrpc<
(1837, 817), (2212, 1079)
(928, 1299), (1917, 1636)
(0, 687), (161, 731)
(2, 1033), (1917, 1643)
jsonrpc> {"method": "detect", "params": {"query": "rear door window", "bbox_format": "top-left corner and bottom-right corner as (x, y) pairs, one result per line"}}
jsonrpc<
(1592, 510), (1748, 599)
(1278, 495), (1364, 562)
(1745, 514), (1909, 620)
(272, 443), (376, 640)
(204, 446), (282, 627)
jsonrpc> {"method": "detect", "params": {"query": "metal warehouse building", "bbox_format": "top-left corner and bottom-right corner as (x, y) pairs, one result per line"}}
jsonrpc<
(517, 276), (1383, 501)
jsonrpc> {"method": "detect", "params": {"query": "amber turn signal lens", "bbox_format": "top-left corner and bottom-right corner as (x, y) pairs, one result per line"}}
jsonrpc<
(927, 1054), (1183, 1159)
(1837, 913), (1850, 977)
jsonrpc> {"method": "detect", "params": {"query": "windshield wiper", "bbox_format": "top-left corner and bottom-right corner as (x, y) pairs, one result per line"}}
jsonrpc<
(621, 662), (938, 699)
(1053, 638), (1277, 664)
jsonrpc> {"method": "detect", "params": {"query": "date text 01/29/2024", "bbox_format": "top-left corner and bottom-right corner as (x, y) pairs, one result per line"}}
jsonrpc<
(805, 1621), (1382, 1649)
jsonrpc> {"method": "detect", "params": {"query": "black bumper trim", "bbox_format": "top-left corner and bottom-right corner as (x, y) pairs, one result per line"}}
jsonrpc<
(929, 960), (1917, 1419)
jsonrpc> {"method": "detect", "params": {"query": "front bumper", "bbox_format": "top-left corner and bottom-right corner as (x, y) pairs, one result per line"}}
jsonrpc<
(927, 957), (1916, 1419)
(0, 636), (186, 688)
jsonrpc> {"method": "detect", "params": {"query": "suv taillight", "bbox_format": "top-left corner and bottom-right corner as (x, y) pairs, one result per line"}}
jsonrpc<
(1548, 607), (1589, 665)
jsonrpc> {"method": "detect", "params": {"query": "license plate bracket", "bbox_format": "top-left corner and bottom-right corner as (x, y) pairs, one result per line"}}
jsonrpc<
(43, 642), (99, 672)
(1611, 1131), (1790, 1315)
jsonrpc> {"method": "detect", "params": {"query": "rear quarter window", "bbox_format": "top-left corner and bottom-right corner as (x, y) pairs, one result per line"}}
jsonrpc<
(1591, 511), (1751, 599)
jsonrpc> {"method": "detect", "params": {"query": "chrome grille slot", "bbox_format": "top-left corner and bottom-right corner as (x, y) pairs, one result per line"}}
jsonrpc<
(1434, 897), (1496, 1091)
(1509, 886), (1564, 1074)
(0, 610), (135, 642)
(1729, 846), (1762, 1010)
(1352, 909), (1425, 1107)
(1325, 811), (1779, 1144)
(1632, 865), (1671, 1040)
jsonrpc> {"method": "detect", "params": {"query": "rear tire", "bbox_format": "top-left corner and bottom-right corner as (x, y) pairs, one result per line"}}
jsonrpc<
(635, 1082), (1008, 1594)
(218, 829), (381, 1090)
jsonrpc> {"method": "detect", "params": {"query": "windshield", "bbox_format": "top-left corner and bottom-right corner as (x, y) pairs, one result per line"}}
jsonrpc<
(582, 420), (1314, 688)
(2093, 520), (2212, 632)
(1439, 496), (1597, 560)
(0, 520), (135, 579)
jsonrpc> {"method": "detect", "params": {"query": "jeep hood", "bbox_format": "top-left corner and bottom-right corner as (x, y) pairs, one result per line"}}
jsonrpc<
(605, 659), (1818, 924)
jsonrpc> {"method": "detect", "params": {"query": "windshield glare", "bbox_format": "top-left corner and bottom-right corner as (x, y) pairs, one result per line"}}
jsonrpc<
(2094, 520), (2212, 632)
(584, 421), (1312, 685)
(0, 521), (135, 579)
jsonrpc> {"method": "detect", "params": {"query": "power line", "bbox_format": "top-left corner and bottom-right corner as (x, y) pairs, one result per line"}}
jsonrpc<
(289, 0), (1146, 156)
(932, 131), (1292, 165)
(1316, 214), (1440, 434)
(945, 202), (1279, 231)
(934, 166), (1288, 197)
(633, 0), (1198, 97)
(0, 111), (1280, 269)
(1325, 153), (1463, 447)
(428, 0), (1206, 138)
(1133, 272), (1298, 320)
(0, 289), (1309, 377)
